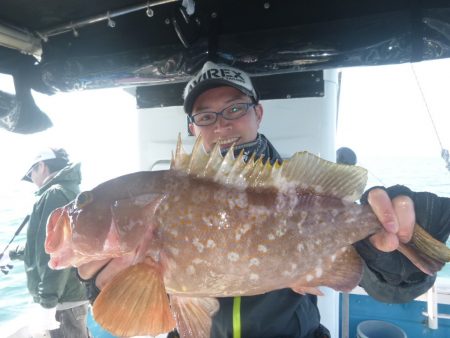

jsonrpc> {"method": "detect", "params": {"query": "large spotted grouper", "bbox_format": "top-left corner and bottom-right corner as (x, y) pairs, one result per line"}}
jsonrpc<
(45, 136), (450, 338)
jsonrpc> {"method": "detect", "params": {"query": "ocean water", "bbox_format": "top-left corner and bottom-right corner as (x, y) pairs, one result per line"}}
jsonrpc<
(0, 155), (449, 335)
(0, 185), (36, 336)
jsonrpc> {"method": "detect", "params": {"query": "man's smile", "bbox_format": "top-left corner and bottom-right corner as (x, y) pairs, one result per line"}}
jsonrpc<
(214, 137), (240, 149)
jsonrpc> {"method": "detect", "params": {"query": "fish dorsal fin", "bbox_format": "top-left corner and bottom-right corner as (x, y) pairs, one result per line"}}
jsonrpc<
(171, 137), (367, 201)
(171, 134), (190, 170)
(282, 151), (368, 201)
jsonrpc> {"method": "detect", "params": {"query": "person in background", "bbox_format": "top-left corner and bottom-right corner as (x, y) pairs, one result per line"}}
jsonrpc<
(9, 148), (90, 338)
(78, 61), (450, 338)
(336, 146), (357, 165)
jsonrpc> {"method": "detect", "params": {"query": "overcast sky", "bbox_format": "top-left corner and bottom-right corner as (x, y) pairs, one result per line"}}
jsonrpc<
(337, 58), (450, 158)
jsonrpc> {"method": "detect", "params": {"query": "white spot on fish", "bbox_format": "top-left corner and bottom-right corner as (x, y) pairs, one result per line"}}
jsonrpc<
(235, 193), (248, 208)
(207, 239), (216, 248)
(297, 243), (304, 252)
(236, 223), (251, 240)
(315, 239), (322, 246)
(169, 228), (178, 237)
(297, 211), (308, 231)
(202, 215), (214, 227)
(276, 227), (287, 237)
(268, 233), (275, 240)
(315, 267), (323, 278)
(186, 265), (195, 275)
(291, 263), (297, 270)
(331, 254), (337, 262)
(242, 223), (251, 234)
(249, 273), (259, 281)
(192, 238), (204, 253)
(168, 246), (179, 256)
(228, 252), (239, 262)
(218, 211), (230, 228)
(258, 245), (268, 253)
(306, 274), (314, 282)
(192, 258), (204, 265)
(249, 258), (260, 267)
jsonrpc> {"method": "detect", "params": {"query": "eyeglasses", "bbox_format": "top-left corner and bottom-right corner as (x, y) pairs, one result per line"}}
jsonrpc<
(26, 163), (38, 179)
(190, 102), (256, 126)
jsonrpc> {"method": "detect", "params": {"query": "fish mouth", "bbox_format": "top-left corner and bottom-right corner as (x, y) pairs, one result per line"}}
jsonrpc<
(214, 137), (240, 150)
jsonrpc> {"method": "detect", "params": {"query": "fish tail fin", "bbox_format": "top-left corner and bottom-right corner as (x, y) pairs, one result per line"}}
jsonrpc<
(170, 296), (219, 338)
(397, 243), (443, 276)
(412, 224), (450, 263)
(45, 206), (70, 253)
(290, 246), (363, 294)
(93, 262), (176, 337)
(397, 223), (450, 275)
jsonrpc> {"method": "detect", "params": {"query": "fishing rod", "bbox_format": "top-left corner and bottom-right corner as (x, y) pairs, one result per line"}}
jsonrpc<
(0, 215), (30, 274)
(410, 64), (450, 172)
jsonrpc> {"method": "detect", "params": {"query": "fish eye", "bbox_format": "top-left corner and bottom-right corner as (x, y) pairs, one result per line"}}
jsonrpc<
(75, 191), (94, 208)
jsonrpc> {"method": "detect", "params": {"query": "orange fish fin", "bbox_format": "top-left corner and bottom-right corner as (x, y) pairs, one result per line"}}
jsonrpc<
(171, 136), (367, 201)
(290, 286), (324, 296)
(45, 206), (69, 253)
(290, 246), (363, 293)
(170, 295), (219, 338)
(93, 262), (176, 337)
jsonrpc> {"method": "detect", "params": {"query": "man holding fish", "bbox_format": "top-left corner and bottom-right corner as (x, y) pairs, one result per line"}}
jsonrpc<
(49, 61), (450, 338)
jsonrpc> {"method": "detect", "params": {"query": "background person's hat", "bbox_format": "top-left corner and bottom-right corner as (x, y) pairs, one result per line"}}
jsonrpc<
(183, 61), (258, 115)
(22, 148), (69, 182)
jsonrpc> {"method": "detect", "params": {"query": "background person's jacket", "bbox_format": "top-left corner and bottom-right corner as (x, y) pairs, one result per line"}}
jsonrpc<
(14, 162), (88, 308)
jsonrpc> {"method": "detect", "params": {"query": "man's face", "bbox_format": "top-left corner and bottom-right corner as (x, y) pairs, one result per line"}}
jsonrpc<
(189, 86), (263, 152)
(30, 161), (48, 188)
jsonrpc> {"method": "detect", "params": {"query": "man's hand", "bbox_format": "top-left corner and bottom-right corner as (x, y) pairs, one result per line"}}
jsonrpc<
(366, 188), (415, 251)
(0, 251), (13, 274)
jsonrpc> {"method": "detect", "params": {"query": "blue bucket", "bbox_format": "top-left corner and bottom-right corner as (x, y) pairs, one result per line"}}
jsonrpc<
(356, 320), (407, 338)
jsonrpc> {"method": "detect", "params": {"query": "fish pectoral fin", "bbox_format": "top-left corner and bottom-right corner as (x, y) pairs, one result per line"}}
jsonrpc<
(93, 262), (176, 337)
(170, 295), (219, 338)
(290, 246), (363, 294)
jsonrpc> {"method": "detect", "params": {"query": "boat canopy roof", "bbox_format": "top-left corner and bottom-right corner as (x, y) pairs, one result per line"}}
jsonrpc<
(0, 0), (449, 133)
